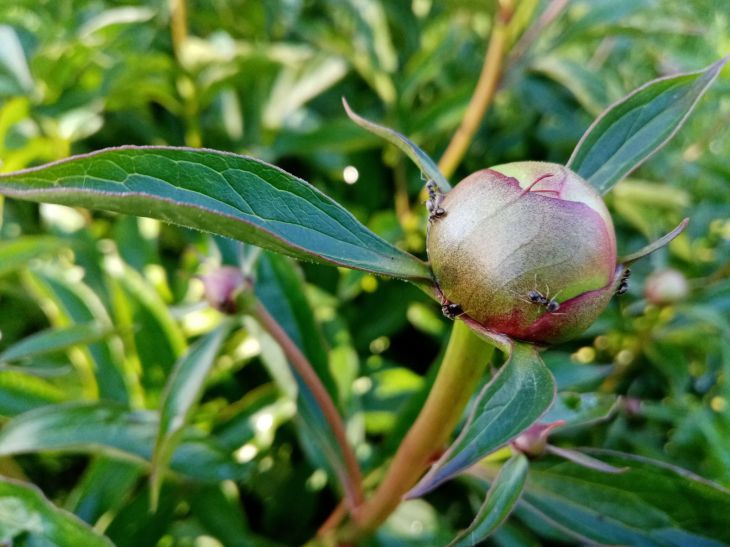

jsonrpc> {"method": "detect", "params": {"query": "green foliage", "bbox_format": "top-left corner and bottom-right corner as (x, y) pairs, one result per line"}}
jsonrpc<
(0, 0), (728, 545)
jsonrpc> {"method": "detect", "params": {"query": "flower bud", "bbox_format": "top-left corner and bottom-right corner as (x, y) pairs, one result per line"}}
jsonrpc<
(645, 268), (689, 305)
(199, 266), (248, 314)
(427, 162), (620, 344)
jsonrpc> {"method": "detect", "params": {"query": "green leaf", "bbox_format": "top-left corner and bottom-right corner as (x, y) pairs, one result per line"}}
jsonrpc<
(0, 402), (249, 482)
(0, 146), (431, 282)
(408, 343), (555, 498)
(0, 322), (113, 364)
(150, 323), (230, 509)
(24, 268), (131, 403)
(255, 252), (354, 497)
(0, 235), (62, 277)
(450, 454), (528, 546)
(619, 218), (689, 265)
(567, 57), (728, 194)
(342, 98), (451, 192)
(521, 450), (730, 546)
(0, 476), (112, 546)
(106, 259), (186, 398)
(65, 456), (143, 526)
(0, 370), (66, 416)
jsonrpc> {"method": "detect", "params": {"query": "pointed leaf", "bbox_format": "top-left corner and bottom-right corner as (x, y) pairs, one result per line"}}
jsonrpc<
(450, 454), (528, 546)
(343, 98), (451, 192)
(24, 268), (130, 403)
(150, 324), (230, 509)
(0, 477), (112, 546)
(0, 402), (249, 482)
(0, 146), (430, 281)
(408, 343), (556, 498)
(521, 450), (730, 546)
(0, 323), (113, 364)
(619, 218), (689, 265)
(568, 57), (727, 194)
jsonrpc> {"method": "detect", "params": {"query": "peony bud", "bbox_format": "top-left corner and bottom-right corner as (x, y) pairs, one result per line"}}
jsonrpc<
(427, 162), (621, 345)
(199, 266), (248, 314)
(645, 268), (690, 306)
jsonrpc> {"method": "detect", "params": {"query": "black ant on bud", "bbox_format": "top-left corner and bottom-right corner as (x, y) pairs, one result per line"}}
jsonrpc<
(514, 276), (563, 314)
(434, 280), (463, 320)
(425, 180), (446, 222)
(615, 268), (631, 295)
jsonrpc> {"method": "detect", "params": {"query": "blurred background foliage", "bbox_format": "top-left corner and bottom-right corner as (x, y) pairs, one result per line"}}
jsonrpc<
(0, 0), (728, 544)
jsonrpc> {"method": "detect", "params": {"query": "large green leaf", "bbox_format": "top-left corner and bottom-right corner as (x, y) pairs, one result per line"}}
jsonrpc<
(451, 454), (528, 546)
(408, 343), (555, 498)
(150, 323), (230, 508)
(0, 477), (112, 546)
(520, 451), (730, 546)
(0, 402), (248, 482)
(0, 146), (431, 281)
(567, 57), (727, 194)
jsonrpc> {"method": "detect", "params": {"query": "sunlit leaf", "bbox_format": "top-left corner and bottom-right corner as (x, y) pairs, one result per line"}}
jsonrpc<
(0, 146), (431, 282)
(150, 323), (230, 509)
(408, 343), (555, 498)
(0, 236), (62, 277)
(568, 58), (727, 194)
(0, 323), (113, 364)
(0, 402), (249, 482)
(0, 476), (112, 546)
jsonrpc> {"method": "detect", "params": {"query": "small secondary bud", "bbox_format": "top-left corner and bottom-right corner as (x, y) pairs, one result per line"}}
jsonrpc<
(645, 268), (690, 305)
(199, 266), (248, 314)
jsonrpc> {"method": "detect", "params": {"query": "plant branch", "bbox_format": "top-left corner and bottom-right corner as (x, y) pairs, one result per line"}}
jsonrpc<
(254, 300), (365, 512)
(438, 0), (514, 180)
(341, 321), (493, 539)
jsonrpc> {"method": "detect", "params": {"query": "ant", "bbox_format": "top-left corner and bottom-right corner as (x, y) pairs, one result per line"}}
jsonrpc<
(527, 288), (561, 313)
(615, 268), (631, 295)
(425, 180), (446, 222)
(515, 275), (562, 314)
(434, 280), (463, 320)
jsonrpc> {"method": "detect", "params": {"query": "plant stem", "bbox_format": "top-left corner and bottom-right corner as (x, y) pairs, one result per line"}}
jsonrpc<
(336, 3), (514, 539)
(169, 0), (188, 59)
(254, 301), (365, 512)
(437, 0), (513, 180)
(341, 321), (493, 539)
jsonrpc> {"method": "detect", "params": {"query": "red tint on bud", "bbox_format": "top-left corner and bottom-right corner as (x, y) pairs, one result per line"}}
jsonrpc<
(645, 268), (689, 305)
(199, 266), (247, 314)
(427, 162), (620, 344)
(511, 421), (564, 458)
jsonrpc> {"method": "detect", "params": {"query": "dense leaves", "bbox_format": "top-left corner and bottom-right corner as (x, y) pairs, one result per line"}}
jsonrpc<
(0, 0), (727, 544)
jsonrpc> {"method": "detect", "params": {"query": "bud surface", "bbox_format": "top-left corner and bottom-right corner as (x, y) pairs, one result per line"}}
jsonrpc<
(427, 162), (619, 344)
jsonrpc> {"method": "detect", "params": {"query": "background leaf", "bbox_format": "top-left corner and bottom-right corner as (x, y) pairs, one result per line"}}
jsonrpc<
(408, 343), (555, 498)
(567, 57), (727, 194)
(150, 323), (230, 508)
(0, 476), (112, 546)
(0, 146), (431, 282)
(519, 450), (730, 546)
(450, 453), (528, 546)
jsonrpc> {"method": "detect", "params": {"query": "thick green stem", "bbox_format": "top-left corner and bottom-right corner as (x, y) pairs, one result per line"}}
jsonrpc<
(342, 321), (493, 539)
